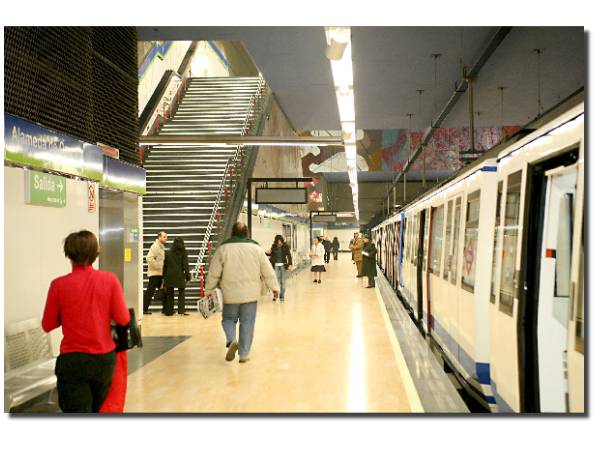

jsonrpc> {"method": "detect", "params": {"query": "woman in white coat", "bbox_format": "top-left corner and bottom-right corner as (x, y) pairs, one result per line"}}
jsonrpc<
(310, 237), (326, 284)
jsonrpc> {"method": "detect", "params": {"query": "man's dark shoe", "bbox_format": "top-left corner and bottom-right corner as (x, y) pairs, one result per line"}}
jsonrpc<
(226, 341), (239, 361)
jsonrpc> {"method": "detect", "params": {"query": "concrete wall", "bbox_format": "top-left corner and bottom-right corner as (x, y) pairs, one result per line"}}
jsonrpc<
(4, 166), (100, 354)
(138, 41), (192, 115)
(190, 41), (230, 78)
(323, 228), (359, 253)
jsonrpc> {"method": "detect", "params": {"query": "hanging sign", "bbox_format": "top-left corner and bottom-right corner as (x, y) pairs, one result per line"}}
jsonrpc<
(97, 142), (120, 160)
(25, 170), (66, 207)
(88, 182), (96, 212)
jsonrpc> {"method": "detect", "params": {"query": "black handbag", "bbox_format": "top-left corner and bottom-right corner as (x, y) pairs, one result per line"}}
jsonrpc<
(112, 308), (143, 352)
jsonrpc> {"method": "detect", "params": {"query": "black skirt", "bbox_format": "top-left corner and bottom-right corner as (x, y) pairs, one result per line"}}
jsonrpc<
(311, 265), (326, 272)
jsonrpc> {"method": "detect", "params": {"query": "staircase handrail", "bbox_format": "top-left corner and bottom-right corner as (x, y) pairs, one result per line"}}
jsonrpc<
(191, 156), (232, 281)
(190, 76), (270, 285)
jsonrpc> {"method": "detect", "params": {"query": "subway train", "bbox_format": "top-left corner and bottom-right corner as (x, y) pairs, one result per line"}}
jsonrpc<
(372, 100), (584, 413)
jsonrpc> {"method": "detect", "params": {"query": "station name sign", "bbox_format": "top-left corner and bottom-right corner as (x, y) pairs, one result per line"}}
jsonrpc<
(5, 115), (146, 195)
(4, 114), (103, 182)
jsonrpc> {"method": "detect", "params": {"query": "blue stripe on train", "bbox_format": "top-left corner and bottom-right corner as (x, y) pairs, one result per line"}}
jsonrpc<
(431, 315), (514, 410)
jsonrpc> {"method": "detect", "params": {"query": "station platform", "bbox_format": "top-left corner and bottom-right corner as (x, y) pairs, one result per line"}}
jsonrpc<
(124, 257), (467, 413)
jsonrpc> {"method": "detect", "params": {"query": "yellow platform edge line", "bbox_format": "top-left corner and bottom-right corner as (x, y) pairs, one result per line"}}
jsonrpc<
(374, 285), (425, 413)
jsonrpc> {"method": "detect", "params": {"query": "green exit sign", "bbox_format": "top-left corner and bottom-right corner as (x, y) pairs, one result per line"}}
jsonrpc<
(25, 170), (67, 207)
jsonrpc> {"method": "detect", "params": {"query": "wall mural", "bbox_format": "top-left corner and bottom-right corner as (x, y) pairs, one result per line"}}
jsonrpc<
(301, 125), (521, 177)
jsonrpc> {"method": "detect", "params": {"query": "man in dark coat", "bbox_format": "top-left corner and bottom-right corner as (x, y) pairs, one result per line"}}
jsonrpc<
(322, 236), (332, 264)
(361, 235), (377, 288)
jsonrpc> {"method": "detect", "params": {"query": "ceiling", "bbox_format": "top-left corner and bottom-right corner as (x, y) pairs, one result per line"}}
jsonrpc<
(138, 26), (585, 223)
(138, 26), (584, 132)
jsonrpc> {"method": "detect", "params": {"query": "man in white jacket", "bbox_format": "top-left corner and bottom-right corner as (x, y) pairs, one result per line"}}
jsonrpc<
(206, 222), (279, 363)
(143, 231), (168, 314)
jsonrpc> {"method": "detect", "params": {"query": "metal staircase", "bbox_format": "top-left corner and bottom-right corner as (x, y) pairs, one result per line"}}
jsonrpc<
(142, 76), (267, 311)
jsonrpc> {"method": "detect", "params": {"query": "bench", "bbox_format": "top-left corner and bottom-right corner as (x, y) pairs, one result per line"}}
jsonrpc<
(4, 318), (57, 412)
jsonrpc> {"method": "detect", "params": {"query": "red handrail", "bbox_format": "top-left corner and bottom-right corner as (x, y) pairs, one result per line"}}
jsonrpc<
(200, 266), (205, 298)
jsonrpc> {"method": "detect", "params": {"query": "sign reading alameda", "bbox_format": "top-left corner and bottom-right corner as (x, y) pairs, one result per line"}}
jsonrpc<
(4, 115), (146, 194)
(4, 114), (104, 182)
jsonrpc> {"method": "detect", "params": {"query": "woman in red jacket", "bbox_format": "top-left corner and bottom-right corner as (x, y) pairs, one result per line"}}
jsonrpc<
(42, 230), (130, 413)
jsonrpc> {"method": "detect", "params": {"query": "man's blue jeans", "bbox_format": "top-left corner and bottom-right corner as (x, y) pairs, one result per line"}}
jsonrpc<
(274, 266), (287, 299)
(222, 301), (258, 357)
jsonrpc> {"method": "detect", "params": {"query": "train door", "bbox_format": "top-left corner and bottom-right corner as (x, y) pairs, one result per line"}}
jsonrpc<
(567, 154), (584, 413)
(536, 164), (577, 412)
(398, 213), (405, 288)
(416, 209), (426, 325)
(521, 147), (579, 412)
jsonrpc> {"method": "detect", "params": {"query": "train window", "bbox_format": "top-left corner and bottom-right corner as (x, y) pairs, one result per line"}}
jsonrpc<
(412, 215), (420, 266)
(400, 217), (406, 263)
(429, 205), (444, 276)
(423, 209), (430, 272)
(443, 201), (453, 280)
(408, 216), (413, 264)
(499, 170), (522, 316)
(461, 190), (481, 293)
(491, 181), (504, 303)
(555, 193), (573, 297)
(450, 197), (462, 284)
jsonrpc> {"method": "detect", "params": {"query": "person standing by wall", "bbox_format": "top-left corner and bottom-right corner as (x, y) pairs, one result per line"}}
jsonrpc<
(42, 230), (130, 413)
(162, 237), (191, 316)
(322, 236), (332, 264)
(205, 223), (279, 363)
(310, 237), (326, 283)
(267, 234), (293, 302)
(350, 232), (364, 278)
(361, 234), (377, 288)
(143, 231), (168, 315)
(332, 237), (340, 261)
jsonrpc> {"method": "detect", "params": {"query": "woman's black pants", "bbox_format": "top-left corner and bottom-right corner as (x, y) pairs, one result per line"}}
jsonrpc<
(55, 351), (116, 413)
(165, 287), (186, 315)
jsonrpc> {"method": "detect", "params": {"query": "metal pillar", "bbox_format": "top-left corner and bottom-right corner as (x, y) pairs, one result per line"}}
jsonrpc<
(247, 179), (252, 237)
(422, 144), (426, 187)
(467, 76), (475, 152)
(403, 174), (406, 202)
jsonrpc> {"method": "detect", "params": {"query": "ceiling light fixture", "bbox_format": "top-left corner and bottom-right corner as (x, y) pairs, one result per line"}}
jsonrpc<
(325, 26), (359, 220)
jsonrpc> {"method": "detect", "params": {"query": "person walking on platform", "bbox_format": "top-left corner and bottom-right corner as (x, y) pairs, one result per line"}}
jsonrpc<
(332, 237), (340, 261)
(267, 234), (293, 301)
(143, 231), (168, 315)
(42, 230), (130, 413)
(206, 222), (279, 363)
(322, 236), (332, 264)
(361, 234), (377, 288)
(163, 237), (191, 316)
(310, 237), (326, 283)
(350, 232), (364, 278)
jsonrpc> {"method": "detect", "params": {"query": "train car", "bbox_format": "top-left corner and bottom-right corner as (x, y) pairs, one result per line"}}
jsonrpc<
(372, 100), (584, 413)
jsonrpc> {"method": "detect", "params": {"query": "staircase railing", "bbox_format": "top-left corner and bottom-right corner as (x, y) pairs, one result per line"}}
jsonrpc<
(191, 156), (231, 286)
(192, 76), (271, 295)
(138, 67), (193, 164)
